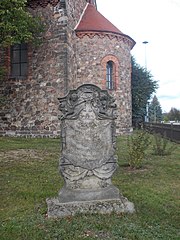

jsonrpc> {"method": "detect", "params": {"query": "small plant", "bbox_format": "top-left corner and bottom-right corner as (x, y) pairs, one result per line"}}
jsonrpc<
(127, 130), (151, 169)
(152, 133), (176, 156)
(0, 66), (6, 81)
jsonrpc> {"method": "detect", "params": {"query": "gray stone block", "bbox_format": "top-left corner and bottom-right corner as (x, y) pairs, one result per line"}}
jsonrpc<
(58, 185), (120, 203)
(46, 197), (135, 218)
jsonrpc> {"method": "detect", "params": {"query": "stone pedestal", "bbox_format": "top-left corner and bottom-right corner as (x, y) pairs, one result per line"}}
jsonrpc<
(46, 84), (135, 217)
(46, 197), (135, 218)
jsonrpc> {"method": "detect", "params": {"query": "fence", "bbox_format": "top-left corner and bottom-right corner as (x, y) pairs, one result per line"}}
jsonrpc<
(144, 123), (180, 143)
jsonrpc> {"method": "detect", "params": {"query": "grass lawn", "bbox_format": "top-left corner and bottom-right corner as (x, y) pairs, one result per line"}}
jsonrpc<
(0, 136), (179, 240)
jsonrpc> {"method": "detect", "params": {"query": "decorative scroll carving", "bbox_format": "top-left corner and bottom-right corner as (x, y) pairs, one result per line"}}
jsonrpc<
(46, 84), (135, 217)
(58, 84), (118, 194)
(58, 84), (117, 120)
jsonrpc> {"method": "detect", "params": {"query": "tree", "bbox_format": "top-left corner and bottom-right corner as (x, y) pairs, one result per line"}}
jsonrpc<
(131, 57), (158, 127)
(149, 95), (162, 122)
(167, 108), (180, 121)
(0, 0), (43, 48)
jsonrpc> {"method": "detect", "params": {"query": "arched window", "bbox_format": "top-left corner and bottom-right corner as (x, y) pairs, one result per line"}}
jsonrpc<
(106, 61), (114, 90)
(101, 55), (119, 91)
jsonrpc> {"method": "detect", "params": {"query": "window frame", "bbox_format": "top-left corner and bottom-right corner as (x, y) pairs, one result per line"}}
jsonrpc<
(101, 55), (119, 91)
(10, 43), (28, 79)
(106, 60), (114, 90)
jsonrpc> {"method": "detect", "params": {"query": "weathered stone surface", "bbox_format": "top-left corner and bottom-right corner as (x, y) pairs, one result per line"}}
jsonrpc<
(46, 84), (135, 217)
(46, 197), (135, 218)
(58, 85), (117, 193)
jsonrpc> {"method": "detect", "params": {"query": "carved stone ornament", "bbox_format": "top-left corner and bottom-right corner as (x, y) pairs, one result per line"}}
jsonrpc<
(59, 84), (117, 171)
(46, 84), (135, 217)
(58, 84), (117, 120)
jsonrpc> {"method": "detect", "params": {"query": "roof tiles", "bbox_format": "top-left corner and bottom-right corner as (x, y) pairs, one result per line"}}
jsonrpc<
(75, 3), (123, 35)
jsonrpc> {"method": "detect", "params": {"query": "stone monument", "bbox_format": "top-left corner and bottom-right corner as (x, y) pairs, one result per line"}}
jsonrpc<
(46, 84), (135, 217)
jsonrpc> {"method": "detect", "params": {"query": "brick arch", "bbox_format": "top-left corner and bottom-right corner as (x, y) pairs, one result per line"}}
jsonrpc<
(101, 55), (120, 90)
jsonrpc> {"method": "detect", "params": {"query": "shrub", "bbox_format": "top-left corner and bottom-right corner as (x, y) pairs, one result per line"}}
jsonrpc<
(127, 130), (151, 169)
(152, 133), (176, 156)
(0, 66), (6, 81)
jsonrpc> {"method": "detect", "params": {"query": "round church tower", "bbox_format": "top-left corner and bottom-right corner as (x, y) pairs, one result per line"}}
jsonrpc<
(73, 1), (135, 134)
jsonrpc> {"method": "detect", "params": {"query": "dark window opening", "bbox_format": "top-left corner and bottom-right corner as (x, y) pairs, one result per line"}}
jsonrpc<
(60, 0), (66, 8)
(106, 61), (114, 90)
(10, 43), (28, 78)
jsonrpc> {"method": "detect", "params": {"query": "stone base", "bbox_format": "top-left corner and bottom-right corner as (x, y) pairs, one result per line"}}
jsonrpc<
(46, 196), (135, 218)
(58, 185), (120, 203)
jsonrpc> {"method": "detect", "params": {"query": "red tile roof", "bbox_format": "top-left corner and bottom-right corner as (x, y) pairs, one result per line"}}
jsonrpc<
(75, 3), (124, 35)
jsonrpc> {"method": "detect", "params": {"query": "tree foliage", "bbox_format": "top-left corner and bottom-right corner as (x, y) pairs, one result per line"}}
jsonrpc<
(0, 0), (43, 47)
(149, 95), (162, 123)
(165, 108), (180, 121)
(131, 57), (158, 126)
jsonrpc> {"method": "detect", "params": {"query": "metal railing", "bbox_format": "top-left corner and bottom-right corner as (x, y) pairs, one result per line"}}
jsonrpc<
(143, 123), (180, 143)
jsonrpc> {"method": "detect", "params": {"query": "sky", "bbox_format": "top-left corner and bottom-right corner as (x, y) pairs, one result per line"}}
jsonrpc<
(96, 0), (180, 113)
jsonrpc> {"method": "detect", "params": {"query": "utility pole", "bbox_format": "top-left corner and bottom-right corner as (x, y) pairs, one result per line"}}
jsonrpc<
(142, 41), (148, 69)
(143, 41), (149, 122)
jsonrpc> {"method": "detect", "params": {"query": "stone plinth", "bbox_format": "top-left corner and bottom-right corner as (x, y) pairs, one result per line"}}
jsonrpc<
(46, 197), (135, 218)
(46, 84), (135, 217)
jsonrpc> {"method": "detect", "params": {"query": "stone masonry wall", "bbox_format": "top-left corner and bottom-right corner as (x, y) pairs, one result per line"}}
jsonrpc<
(0, 0), (133, 136)
(74, 34), (132, 134)
(0, 5), (66, 136)
(65, 0), (87, 92)
(0, 1), (87, 137)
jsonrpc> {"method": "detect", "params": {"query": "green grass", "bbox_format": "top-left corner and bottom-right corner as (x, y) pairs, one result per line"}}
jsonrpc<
(0, 136), (179, 239)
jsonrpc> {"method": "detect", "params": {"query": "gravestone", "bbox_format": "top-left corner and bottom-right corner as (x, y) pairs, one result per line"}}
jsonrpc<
(46, 84), (135, 217)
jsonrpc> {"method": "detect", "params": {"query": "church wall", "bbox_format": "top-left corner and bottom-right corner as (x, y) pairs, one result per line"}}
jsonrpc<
(0, 0), (133, 137)
(65, 0), (87, 92)
(74, 34), (132, 134)
(0, 1), (87, 137)
(0, 5), (66, 136)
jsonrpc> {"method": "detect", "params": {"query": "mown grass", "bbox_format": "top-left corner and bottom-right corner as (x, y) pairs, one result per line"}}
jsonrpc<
(0, 136), (179, 240)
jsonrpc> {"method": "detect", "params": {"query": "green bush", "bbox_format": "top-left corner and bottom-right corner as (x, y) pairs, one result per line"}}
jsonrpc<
(0, 66), (6, 81)
(127, 130), (151, 169)
(152, 133), (176, 156)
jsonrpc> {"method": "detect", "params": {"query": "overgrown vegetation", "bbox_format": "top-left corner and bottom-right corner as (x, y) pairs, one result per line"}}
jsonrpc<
(0, 0), (44, 47)
(0, 136), (179, 239)
(127, 130), (151, 169)
(152, 133), (177, 156)
(0, 66), (6, 79)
